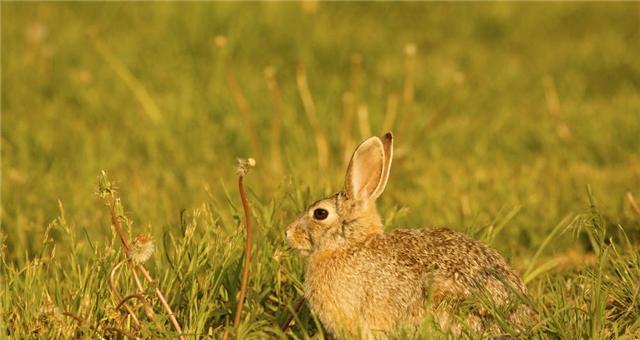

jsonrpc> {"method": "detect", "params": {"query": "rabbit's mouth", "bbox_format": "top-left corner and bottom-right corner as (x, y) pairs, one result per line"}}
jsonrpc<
(296, 248), (312, 256)
(286, 243), (312, 256)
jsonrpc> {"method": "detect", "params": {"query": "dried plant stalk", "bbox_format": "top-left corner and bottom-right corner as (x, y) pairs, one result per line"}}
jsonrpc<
(105, 327), (140, 340)
(341, 92), (356, 168)
(280, 297), (306, 332)
(357, 104), (371, 139)
(265, 66), (283, 173)
(61, 311), (84, 325)
(233, 169), (254, 327)
(543, 75), (574, 142)
(136, 266), (184, 338)
(227, 72), (263, 156)
(398, 43), (417, 136)
(350, 53), (363, 99)
(116, 294), (147, 312)
(88, 31), (161, 123)
(627, 192), (640, 217)
(382, 94), (398, 133)
(223, 159), (255, 340)
(109, 261), (142, 329)
(296, 64), (329, 171)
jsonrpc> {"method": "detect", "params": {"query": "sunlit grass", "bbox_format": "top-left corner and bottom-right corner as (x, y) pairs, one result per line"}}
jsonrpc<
(2, 2), (639, 338)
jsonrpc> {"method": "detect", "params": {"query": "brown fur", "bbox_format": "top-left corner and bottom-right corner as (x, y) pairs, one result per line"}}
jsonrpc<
(286, 133), (530, 338)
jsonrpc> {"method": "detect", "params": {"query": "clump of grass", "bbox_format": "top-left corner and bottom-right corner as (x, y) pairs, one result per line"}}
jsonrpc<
(96, 171), (185, 339)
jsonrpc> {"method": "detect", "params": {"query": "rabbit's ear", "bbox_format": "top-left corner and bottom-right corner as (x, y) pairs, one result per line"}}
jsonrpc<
(344, 132), (394, 202)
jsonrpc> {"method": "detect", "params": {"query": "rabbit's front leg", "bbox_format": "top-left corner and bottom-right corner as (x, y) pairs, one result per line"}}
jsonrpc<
(359, 319), (376, 340)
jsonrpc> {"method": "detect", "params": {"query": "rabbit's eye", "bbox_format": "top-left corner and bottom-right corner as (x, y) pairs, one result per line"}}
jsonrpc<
(313, 208), (329, 220)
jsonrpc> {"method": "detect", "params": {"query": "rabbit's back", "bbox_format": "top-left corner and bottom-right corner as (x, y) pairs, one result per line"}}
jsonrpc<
(385, 227), (528, 334)
(387, 227), (526, 296)
(305, 227), (528, 337)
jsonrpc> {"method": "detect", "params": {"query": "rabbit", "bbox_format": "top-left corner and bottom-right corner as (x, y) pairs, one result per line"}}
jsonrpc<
(286, 132), (531, 339)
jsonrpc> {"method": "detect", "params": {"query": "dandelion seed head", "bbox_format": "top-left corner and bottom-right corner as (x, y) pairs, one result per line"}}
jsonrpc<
(236, 157), (256, 177)
(130, 234), (155, 264)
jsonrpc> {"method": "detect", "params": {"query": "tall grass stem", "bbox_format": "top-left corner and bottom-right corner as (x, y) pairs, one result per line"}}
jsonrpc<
(296, 64), (329, 172)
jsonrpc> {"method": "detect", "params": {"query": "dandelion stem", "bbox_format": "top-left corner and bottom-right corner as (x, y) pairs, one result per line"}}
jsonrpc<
(234, 174), (253, 328)
(108, 199), (158, 322)
(223, 167), (254, 340)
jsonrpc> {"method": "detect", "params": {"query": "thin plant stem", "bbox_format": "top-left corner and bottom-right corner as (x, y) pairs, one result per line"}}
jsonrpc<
(137, 265), (185, 340)
(296, 64), (329, 172)
(627, 192), (640, 217)
(88, 31), (161, 123)
(265, 66), (283, 173)
(234, 175), (253, 328)
(280, 297), (305, 331)
(223, 170), (254, 340)
(109, 261), (142, 329)
(543, 75), (573, 143)
(227, 71), (263, 157)
(108, 200), (158, 322)
(222, 167), (255, 340)
(105, 327), (140, 340)
(116, 293), (147, 312)
(382, 94), (398, 133)
(341, 92), (356, 168)
(398, 43), (416, 136)
(357, 104), (371, 139)
(350, 53), (363, 100)
(61, 311), (84, 325)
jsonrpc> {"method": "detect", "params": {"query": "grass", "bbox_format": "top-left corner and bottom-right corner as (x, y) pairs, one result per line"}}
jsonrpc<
(2, 2), (640, 338)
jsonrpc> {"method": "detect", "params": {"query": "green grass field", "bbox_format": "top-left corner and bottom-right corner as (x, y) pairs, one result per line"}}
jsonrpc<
(2, 2), (640, 338)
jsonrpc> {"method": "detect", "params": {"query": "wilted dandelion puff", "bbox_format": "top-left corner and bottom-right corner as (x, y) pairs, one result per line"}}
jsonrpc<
(236, 157), (256, 177)
(130, 234), (155, 264)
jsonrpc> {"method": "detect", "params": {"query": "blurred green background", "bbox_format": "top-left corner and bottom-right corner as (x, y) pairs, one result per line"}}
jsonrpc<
(1, 2), (640, 337)
(3, 2), (638, 260)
